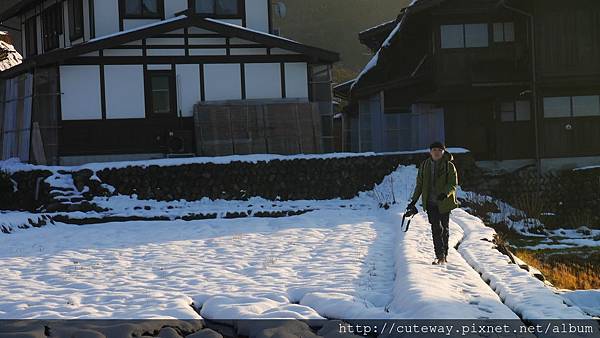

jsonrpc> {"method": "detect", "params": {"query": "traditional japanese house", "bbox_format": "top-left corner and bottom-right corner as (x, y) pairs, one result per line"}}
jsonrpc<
(336, 0), (600, 171)
(0, 0), (339, 165)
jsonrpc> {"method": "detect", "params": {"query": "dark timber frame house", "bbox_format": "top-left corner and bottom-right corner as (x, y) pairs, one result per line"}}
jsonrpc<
(0, 0), (339, 165)
(336, 0), (600, 171)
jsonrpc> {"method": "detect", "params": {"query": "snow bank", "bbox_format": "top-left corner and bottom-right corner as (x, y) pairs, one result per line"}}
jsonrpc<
(199, 294), (323, 320)
(1, 149), (469, 173)
(0, 212), (52, 234)
(452, 209), (590, 319)
(560, 290), (600, 317)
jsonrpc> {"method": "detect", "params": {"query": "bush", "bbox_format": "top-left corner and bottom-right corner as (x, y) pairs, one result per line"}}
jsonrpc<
(0, 170), (14, 206)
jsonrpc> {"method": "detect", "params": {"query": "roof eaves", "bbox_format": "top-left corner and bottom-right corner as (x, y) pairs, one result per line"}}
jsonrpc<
(0, 0), (41, 22)
(1, 15), (339, 78)
(1, 16), (190, 77)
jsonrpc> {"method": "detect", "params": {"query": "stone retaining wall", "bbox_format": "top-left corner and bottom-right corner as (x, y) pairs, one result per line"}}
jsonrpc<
(463, 166), (600, 228)
(1, 152), (477, 211)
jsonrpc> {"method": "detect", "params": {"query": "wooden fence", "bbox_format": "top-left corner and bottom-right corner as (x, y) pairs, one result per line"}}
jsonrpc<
(194, 100), (322, 156)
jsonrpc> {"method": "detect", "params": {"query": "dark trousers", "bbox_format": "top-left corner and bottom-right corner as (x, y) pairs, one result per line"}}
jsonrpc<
(426, 204), (450, 259)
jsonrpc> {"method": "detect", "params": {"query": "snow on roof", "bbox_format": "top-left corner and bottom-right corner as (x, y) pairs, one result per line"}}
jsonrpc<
(358, 19), (397, 36)
(350, 0), (434, 93)
(333, 78), (356, 90)
(573, 165), (600, 171)
(350, 13), (407, 92)
(0, 39), (22, 72)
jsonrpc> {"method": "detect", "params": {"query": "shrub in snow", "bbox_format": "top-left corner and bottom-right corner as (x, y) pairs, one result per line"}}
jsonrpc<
(0, 170), (15, 206)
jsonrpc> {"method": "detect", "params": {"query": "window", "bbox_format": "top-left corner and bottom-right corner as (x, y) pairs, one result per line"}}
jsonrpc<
(441, 24), (464, 49)
(123, 0), (163, 18)
(25, 16), (37, 57)
(147, 71), (175, 116)
(572, 96), (600, 117)
(493, 22), (515, 42)
(194, 0), (241, 16)
(441, 23), (488, 49)
(465, 24), (488, 47)
(500, 100), (530, 122)
(42, 3), (63, 52)
(543, 97), (571, 118)
(544, 96), (600, 118)
(68, 0), (84, 41)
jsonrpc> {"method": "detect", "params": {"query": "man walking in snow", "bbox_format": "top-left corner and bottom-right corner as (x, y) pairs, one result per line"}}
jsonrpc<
(406, 142), (459, 265)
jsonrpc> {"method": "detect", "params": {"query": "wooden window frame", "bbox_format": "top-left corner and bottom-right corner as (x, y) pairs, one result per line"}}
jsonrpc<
(25, 16), (37, 57)
(121, 0), (165, 19)
(440, 23), (489, 50)
(42, 3), (63, 52)
(145, 69), (177, 118)
(493, 22), (515, 43)
(544, 95), (600, 118)
(499, 100), (531, 122)
(68, 0), (85, 41)
(190, 0), (244, 19)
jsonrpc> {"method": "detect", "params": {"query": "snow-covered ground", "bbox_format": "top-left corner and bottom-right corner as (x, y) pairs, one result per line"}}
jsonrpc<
(0, 163), (597, 321)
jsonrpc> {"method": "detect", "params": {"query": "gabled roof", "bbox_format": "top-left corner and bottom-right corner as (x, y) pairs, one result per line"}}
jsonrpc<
(1, 14), (339, 78)
(349, 0), (446, 97)
(358, 16), (403, 51)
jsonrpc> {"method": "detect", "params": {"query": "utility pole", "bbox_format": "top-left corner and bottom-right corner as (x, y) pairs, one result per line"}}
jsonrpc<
(501, 0), (542, 179)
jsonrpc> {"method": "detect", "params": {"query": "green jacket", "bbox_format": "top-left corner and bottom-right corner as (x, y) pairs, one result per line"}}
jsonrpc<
(409, 151), (460, 214)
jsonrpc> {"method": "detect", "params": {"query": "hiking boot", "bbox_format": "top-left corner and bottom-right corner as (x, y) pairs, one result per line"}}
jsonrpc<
(432, 258), (442, 265)
(440, 257), (448, 264)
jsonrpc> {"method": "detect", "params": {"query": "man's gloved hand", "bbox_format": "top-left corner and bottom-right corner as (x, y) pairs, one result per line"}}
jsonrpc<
(407, 201), (416, 211)
(437, 193), (446, 201)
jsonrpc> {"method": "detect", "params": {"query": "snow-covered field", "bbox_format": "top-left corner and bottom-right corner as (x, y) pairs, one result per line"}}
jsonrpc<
(0, 163), (597, 321)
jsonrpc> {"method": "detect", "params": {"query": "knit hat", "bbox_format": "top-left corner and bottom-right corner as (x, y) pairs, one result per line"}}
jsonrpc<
(429, 141), (446, 150)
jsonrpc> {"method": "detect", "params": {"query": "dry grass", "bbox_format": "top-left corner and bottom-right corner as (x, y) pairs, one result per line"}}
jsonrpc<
(515, 249), (600, 290)
(511, 192), (547, 219)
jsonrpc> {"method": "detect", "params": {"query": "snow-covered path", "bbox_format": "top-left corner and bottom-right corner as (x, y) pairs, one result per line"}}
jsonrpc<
(384, 207), (519, 319)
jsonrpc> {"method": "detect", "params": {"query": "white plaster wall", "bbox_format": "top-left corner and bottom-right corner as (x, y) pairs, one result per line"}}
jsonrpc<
(165, 0), (188, 18)
(104, 65), (146, 119)
(146, 49), (186, 56)
(203, 64), (242, 101)
(244, 63), (281, 99)
(102, 49), (143, 56)
(59, 65), (103, 120)
(83, 0), (92, 40)
(284, 63), (309, 99)
(176, 64), (201, 117)
(189, 49), (227, 56)
(93, 0), (119, 37)
(62, 2), (71, 46)
(245, 0), (269, 32)
(217, 19), (243, 26)
(230, 48), (267, 55)
(146, 37), (185, 45)
(123, 19), (161, 31)
(36, 16), (42, 55)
